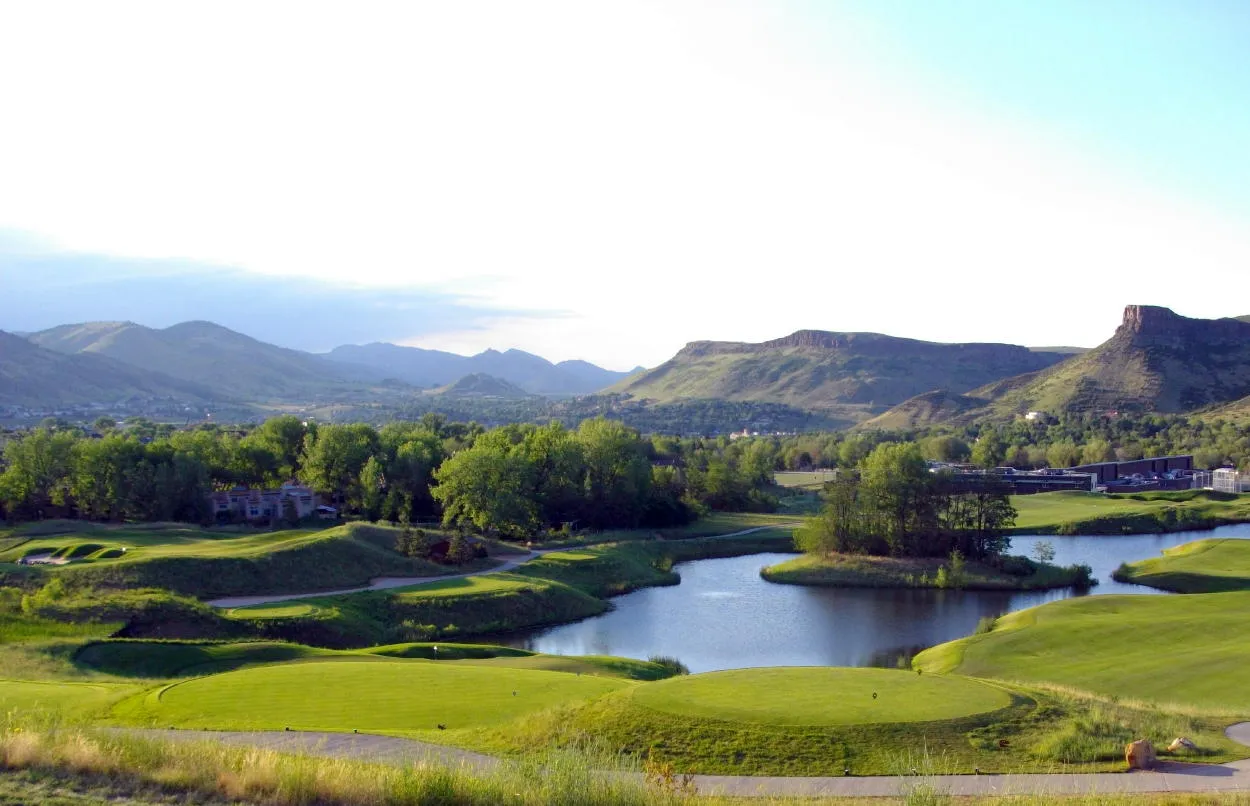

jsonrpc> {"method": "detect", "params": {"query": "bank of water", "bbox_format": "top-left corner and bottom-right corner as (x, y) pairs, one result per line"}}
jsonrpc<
(501, 524), (1250, 673)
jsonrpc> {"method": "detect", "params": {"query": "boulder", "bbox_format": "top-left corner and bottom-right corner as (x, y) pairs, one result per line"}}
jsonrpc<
(1167, 737), (1197, 753)
(1125, 739), (1157, 770)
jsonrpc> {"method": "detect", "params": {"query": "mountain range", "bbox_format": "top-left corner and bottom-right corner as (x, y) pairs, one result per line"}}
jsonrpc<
(862, 306), (1250, 428)
(6, 306), (1249, 429)
(2, 320), (633, 410)
(610, 330), (1072, 423)
(325, 342), (636, 394)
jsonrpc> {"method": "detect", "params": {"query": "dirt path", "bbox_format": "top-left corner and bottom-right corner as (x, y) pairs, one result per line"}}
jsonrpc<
(119, 723), (1250, 798)
(207, 523), (799, 609)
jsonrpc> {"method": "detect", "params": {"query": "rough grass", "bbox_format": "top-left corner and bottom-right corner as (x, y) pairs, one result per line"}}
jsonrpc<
(1114, 537), (1250, 592)
(760, 553), (1087, 590)
(110, 659), (633, 733)
(631, 668), (1012, 725)
(914, 590), (1250, 714)
(1010, 490), (1250, 535)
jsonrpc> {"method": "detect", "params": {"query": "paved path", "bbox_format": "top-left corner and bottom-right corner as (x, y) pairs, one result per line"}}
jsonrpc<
(120, 723), (1250, 798)
(207, 524), (798, 609)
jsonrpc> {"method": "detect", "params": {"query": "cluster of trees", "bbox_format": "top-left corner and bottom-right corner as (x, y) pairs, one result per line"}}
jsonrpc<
(0, 414), (778, 536)
(430, 418), (778, 537)
(798, 442), (1016, 560)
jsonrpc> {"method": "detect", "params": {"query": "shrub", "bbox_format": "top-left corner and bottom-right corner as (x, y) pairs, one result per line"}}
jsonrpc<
(647, 655), (690, 678)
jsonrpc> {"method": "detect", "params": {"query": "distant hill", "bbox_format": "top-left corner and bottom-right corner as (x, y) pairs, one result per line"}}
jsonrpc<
(326, 342), (631, 395)
(28, 321), (392, 402)
(0, 330), (214, 407)
(433, 373), (532, 398)
(1028, 346), (1089, 355)
(857, 390), (989, 431)
(870, 305), (1250, 426)
(610, 330), (1070, 423)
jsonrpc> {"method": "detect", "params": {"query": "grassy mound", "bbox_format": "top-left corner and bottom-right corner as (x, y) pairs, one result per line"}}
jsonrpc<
(74, 640), (338, 678)
(914, 591), (1250, 713)
(1, 523), (487, 599)
(1114, 538), (1250, 592)
(632, 667), (1012, 725)
(1011, 490), (1250, 535)
(113, 659), (632, 732)
(75, 638), (679, 681)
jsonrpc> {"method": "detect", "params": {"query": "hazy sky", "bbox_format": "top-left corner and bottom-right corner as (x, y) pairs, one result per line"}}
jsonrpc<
(3, 1), (1249, 369)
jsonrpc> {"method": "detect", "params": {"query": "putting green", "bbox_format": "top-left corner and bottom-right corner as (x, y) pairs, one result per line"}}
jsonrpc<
(226, 602), (323, 619)
(125, 660), (630, 732)
(632, 667), (1013, 726)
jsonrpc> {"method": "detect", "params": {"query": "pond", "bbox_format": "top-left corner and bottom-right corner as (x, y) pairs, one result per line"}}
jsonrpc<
(500, 524), (1250, 673)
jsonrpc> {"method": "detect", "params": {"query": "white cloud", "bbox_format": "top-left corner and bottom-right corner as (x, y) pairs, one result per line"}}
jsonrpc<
(2, 1), (1248, 368)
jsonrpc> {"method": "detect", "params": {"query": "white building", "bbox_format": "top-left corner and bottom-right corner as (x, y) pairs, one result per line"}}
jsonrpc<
(1212, 468), (1250, 494)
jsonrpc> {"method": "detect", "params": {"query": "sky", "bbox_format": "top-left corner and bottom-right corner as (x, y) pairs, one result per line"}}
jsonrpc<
(2, 1), (1249, 370)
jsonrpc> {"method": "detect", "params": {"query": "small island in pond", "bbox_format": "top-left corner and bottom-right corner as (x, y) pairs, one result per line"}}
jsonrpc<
(762, 443), (1094, 591)
(761, 551), (1091, 591)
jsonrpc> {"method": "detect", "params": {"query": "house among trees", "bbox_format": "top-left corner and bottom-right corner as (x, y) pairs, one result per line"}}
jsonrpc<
(210, 481), (319, 522)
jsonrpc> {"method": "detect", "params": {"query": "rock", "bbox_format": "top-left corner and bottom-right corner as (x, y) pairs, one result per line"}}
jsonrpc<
(1125, 739), (1157, 770)
(1167, 737), (1197, 753)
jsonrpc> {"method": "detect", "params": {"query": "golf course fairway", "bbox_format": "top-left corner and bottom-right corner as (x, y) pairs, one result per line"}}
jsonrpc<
(915, 591), (1250, 712)
(116, 660), (631, 732)
(632, 667), (1013, 725)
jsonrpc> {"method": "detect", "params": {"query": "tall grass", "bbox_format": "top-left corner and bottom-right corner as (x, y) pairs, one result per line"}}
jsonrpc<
(0, 724), (695, 806)
(3, 723), (1250, 805)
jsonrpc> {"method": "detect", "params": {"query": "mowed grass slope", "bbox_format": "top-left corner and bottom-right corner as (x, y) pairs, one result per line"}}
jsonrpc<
(1010, 490), (1250, 535)
(113, 660), (632, 733)
(0, 679), (138, 720)
(915, 591), (1250, 714)
(0, 522), (486, 599)
(1115, 538), (1250, 592)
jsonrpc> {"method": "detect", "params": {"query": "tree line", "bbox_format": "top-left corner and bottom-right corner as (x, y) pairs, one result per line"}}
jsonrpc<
(760, 413), (1250, 473)
(0, 414), (778, 536)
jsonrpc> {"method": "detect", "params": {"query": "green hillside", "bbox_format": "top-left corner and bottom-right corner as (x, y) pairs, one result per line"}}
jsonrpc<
(611, 329), (1068, 422)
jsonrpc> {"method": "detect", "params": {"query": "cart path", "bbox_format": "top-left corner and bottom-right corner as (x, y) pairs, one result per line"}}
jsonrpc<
(207, 524), (801, 609)
(118, 723), (1250, 798)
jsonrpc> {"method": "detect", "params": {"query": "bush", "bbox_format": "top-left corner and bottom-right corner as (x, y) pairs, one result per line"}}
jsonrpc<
(647, 655), (690, 678)
(1066, 563), (1095, 590)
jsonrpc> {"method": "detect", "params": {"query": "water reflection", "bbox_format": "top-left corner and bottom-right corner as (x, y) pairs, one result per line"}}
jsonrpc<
(499, 524), (1250, 673)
